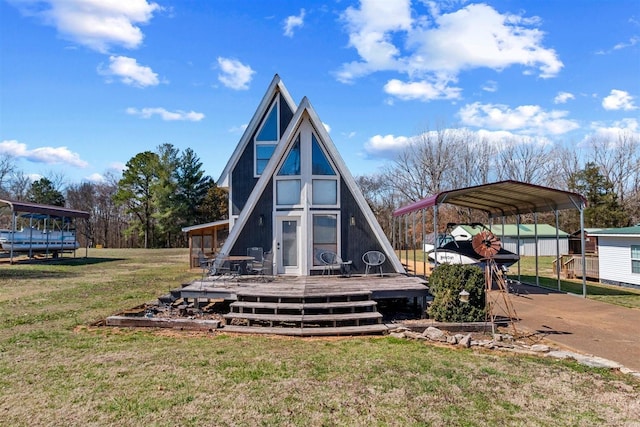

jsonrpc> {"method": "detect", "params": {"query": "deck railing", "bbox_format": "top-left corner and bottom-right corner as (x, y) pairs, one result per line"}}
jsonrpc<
(553, 254), (599, 280)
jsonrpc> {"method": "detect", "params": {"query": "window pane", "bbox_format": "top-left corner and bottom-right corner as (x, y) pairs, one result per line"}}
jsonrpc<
(256, 144), (276, 174)
(313, 215), (337, 266)
(632, 260), (640, 274)
(312, 134), (336, 175)
(276, 180), (301, 205)
(313, 179), (337, 205)
(278, 136), (300, 176)
(632, 245), (640, 259)
(256, 104), (278, 141)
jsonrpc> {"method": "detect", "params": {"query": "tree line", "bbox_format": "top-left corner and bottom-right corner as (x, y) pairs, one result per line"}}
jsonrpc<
(1, 130), (638, 248)
(356, 129), (639, 236)
(0, 143), (226, 248)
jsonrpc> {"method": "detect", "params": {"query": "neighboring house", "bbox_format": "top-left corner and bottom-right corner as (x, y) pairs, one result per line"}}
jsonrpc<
(215, 75), (404, 276)
(450, 224), (569, 256)
(589, 225), (640, 289)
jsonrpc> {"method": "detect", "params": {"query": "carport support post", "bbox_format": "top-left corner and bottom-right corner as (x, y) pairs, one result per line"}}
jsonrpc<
(433, 204), (439, 271)
(555, 210), (561, 291)
(580, 208), (587, 297)
(534, 212), (540, 288)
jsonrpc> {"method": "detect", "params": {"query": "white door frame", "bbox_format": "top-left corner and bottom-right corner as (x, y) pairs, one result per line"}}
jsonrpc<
(275, 213), (304, 275)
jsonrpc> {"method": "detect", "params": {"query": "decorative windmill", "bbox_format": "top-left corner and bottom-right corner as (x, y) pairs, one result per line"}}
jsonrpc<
(471, 230), (519, 336)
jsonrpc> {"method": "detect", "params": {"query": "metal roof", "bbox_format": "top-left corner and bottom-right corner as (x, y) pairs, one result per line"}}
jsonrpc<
(588, 225), (640, 237)
(0, 199), (90, 219)
(393, 180), (586, 218)
(181, 219), (230, 233)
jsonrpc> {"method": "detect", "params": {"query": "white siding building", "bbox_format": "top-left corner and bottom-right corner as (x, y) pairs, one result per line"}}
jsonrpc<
(451, 224), (569, 256)
(590, 226), (640, 289)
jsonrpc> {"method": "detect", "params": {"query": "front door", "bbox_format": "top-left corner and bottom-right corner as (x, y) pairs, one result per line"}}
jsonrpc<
(276, 216), (301, 275)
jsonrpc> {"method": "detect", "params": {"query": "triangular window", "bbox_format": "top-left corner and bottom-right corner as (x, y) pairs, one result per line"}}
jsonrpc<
(312, 134), (335, 175)
(256, 104), (278, 141)
(278, 135), (301, 176)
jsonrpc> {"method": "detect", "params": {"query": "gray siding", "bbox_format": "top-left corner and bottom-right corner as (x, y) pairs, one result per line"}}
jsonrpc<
(231, 181), (274, 256)
(598, 236), (640, 286)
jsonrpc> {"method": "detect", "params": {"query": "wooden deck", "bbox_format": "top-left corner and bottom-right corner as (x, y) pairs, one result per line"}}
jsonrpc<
(179, 273), (429, 302)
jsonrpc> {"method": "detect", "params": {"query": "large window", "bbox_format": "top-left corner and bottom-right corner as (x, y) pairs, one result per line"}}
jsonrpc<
(313, 214), (337, 266)
(632, 245), (640, 274)
(255, 101), (279, 175)
(311, 133), (338, 206)
(276, 180), (301, 205)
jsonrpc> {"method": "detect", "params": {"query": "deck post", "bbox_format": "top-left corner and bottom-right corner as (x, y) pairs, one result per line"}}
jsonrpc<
(534, 212), (539, 288)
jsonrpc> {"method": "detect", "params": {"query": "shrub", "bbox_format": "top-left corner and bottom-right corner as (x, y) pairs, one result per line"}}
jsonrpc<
(427, 264), (486, 322)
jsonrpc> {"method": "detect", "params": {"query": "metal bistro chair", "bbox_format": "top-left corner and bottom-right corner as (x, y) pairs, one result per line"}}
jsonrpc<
(249, 251), (272, 282)
(362, 250), (386, 277)
(198, 251), (214, 280)
(320, 251), (352, 277)
(246, 247), (264, 276)
(209, 252), (231, 280)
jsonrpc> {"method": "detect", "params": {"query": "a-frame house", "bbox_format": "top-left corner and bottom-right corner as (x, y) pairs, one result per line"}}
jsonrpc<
(217, 75), (405, 276)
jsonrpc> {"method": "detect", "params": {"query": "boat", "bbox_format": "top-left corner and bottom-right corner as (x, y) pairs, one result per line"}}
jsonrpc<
(0, 227), (80, 253)
(426, 223), (520, 269)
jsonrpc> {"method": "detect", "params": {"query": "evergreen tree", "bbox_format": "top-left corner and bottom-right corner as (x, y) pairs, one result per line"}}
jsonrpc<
(27, 177), (65, 206)
(114, 151), (160, 248)
(568, 162), (629, 228)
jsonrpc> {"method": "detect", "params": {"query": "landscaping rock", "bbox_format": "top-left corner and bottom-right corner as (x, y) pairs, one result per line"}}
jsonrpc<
(447, 335), (458, 344)
(458, 334), (472, 348)
(530, 344), (551, 353)
(404, 331), (426, 340)
(423, 326), (447, 341)
(389, 332), (406, 339)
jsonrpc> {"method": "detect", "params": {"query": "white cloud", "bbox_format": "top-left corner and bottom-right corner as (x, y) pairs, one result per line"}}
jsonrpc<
(9, 0), (161, 53)
(482, 80), (498, 93)
(99, 55), (160, 87)
(384, 78), (461, 101)
(458, 102), (579, 135)
(0, 139), (89, 167)
(217, 57), (255, 90)
(126, 107), (205, 121)
(602, 89), (637, 111)
(587, 118), (640, 142)
(364, 133), (412, 158)
(229, 124), (248, 134)
(554, 91), (575, 104)
(337, 2), (563, 100)
(283, 9), (305, 37)
(85, 173), (106, 183)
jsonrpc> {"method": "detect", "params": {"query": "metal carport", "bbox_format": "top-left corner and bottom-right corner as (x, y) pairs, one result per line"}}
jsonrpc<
(0, 198), (90, 263)
(393, 180), (588, 296)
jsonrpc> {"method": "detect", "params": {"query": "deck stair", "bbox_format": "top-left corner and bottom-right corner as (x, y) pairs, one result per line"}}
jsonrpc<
(223, 290), (387, 336)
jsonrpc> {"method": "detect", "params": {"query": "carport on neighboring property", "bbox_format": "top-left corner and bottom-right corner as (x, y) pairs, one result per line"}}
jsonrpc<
(393, 180), (589, 296)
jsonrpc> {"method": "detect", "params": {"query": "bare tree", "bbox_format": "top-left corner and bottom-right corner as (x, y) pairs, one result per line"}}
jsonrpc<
(589, 131), (640, 204)
(0, 153), (16, 197)
(8, 171), (31, 200)
(496, 138), (552, 185)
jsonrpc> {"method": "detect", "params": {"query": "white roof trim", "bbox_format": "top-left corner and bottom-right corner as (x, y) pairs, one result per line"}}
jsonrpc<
(216, 74), (297, 188)
(181, 219), (229, 233)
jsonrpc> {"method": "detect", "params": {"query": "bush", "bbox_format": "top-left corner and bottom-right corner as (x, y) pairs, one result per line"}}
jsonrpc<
(427, 264), (486, 322)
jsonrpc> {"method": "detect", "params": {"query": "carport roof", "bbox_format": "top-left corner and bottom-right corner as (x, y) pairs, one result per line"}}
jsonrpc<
(0, 198), (90, 219)
(393, 180), (586, 218)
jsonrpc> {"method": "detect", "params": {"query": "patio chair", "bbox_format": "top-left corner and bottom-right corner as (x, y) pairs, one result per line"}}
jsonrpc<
(320, 251), (352, 277)
(249, 251), (272, 281)
(198, 251), (213, 279)
(209, 252), (231, 280)
(362, 250), (386, 277)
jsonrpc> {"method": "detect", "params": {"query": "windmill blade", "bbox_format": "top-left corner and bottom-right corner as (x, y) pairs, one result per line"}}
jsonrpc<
(472, 230), (501, 258)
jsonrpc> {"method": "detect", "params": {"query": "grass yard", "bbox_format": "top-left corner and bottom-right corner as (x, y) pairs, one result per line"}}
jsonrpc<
(1, 248), (639, 426)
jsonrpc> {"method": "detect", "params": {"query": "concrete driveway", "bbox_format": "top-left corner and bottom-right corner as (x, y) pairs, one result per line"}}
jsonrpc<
(506, 282), (640, 372)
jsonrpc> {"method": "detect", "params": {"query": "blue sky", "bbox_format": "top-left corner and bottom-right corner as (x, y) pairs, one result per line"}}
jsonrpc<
(1, 0), (639, 185)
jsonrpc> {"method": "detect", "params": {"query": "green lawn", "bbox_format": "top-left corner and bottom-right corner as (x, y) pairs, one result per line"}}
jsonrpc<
(1, 249), (638, 426)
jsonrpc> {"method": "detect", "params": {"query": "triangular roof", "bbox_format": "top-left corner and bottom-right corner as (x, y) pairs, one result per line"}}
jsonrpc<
(218, 96), (404, 272)
(216, 74), (297, 188)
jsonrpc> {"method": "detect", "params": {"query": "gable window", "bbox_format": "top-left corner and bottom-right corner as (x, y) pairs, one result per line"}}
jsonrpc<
(632, 245), (640, 274)
(275, 135), (301, 206)
(310, 133), (338, 206)
(255, 101), (279, 176)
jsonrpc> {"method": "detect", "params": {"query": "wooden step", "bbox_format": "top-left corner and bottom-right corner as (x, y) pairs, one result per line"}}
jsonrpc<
(221, 324), (388, 336)
(224, 311), (382, 323)
(229, 300), (377, 312)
